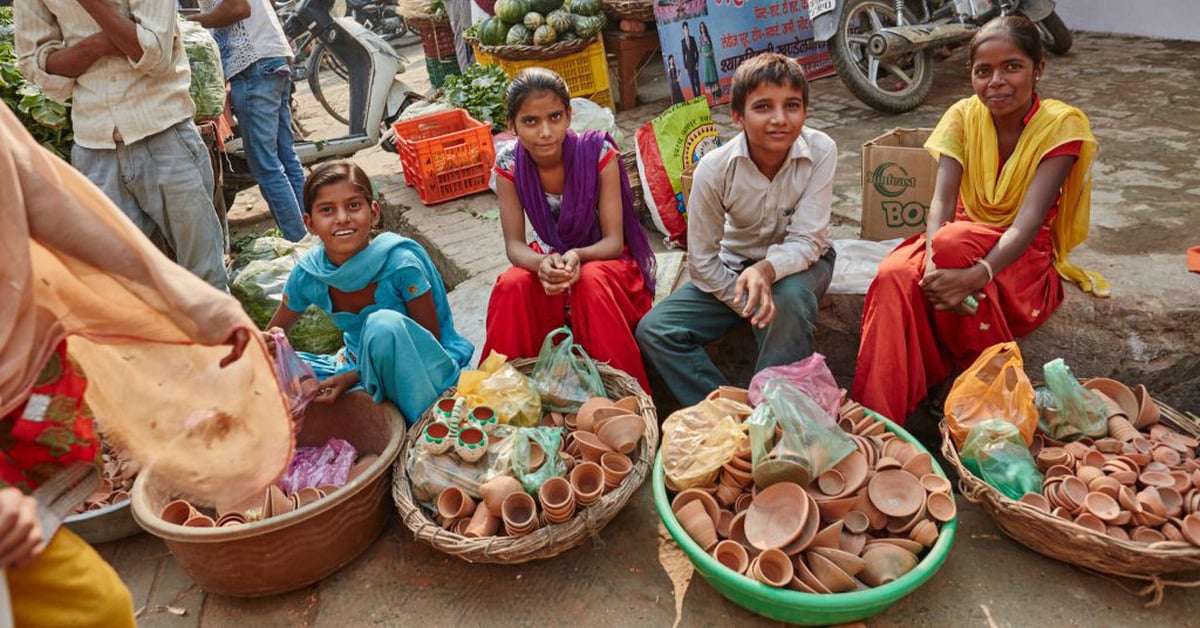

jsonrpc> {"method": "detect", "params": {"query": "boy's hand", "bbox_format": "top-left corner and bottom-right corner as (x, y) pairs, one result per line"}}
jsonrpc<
(734, 261), (777, 329)
(0, 488), (45, 569)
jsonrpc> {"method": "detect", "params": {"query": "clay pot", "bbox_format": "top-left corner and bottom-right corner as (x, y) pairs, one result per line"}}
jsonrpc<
(831, 451), (868, 496)
(727, 511), (757, 557)
(596, 414), (644, 454)
(926, 492), (956, 523)
(215, 513), (246, 527)
(860, 544), (919, 587)
(479, 476), (523, 516)
(875, 457), (903, 472)
(816, 495), (859, 523)
(716, 510), (736, 539)
(1132, 385), (1160, 429)
(184, 514), (216, 528)
(600, 452), (633, 491)
(570, 461), (605, 507)
(843, 510), (871, 535)
(744, 482), (809, 551)
(715, 483), (742, 508)
(527, 441), (546, 471)
(538, 477), (577, 524)
(867, 470), (925, 518)
(289, 494), (302, 511)
(677, 500), (719, 550)
(295, 487), (322, 508)
(161, 499), (198, 526)
(1106, 526), (1130, 541)
(713, 539), (750, 574)
(465, 506), (501, 538)
(672, 488), (721, 527)
(454, 426), (488, 463)
(1084, 378), (1138, 419)
(734, 493), (754, 514)
(1017, 492), (1051, 513)
(909, 519), (939, 547)
(468, 405), (497, 428)
(920, 474), (952, 495)
(574, 431), (615, 462)
(817, 469), (846, 496)
(1076, 465), (1105, 485)
(436, 487), (476, 520)
(451, 518), (472, 535)
(501, 492), (538, 536)
(1089, 476), (1123, 498)
(576, 397), (615, 433)
(748, 548), (794, 587)
(434, 397), (458, 421)
(722, 462), (754, 487)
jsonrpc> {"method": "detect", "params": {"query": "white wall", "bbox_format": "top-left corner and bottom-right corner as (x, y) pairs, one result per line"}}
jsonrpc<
(1055, 0), (1200, 42)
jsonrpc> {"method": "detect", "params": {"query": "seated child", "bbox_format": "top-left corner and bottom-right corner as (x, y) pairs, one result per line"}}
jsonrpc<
(637, 53), (837, 406)
(481, 68), (657, 391)
(266, 161), (474, 423)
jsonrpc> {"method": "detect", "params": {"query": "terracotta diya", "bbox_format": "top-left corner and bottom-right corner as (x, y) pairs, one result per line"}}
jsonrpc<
(744, 482), (810, 551)
(867, 470), (925, 518)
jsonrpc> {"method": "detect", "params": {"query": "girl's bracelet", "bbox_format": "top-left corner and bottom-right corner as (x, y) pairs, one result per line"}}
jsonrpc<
(975, 258), (995, 283)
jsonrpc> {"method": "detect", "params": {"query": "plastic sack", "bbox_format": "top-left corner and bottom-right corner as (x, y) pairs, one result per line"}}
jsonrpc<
(570, 97), (622, 141)
(178, 19), (226, 120)
(747, 354), (841, 426)
(459, 351), (542, 427)
(510, 427), (567, 493)
(277, 438), (357, 494)
(661, 398), (750, 490)
(960, 420), (1044, 500)
(945, 342), (1038, 450)
(1041, 358), (1108, 441)
(270, 329), (319, 418)
(827, 238), (904, 295)
(748, 380), (856, 487)
(530, 327), (605, 414)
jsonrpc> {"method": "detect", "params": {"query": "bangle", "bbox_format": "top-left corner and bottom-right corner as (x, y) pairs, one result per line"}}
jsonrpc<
(976, 258), (994, 283)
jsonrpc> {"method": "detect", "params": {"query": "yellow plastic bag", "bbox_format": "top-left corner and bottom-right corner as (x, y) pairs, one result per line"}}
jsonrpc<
(945, 342), (1038, 450)
(458, 351), (542, 427)
(661, 398), (750, 490)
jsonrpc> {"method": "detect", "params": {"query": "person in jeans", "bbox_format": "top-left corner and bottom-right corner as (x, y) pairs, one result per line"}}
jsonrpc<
(189, 0), (307, 241)
(16, 0), (229, 290)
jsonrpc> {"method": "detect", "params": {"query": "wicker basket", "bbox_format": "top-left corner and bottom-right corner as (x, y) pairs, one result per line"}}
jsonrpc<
(409, 14), (458, 61)
(392, 359), (659, 564)
(466, 35), (595, 61)
(600, 0), (654, 22)
(940, 401), (1200, 606)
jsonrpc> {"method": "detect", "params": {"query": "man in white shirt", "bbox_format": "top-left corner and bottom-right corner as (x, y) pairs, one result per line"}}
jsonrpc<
(16, 0), (229, 290)
(637, 54), (837, 406)
(188, 0), (307, 241)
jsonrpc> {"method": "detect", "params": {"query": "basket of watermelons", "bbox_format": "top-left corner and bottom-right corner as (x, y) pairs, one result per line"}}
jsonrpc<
(469, 0), (606, 61)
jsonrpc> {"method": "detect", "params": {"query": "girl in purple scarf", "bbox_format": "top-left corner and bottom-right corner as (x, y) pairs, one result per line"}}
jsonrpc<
(482, 68), (656, 391)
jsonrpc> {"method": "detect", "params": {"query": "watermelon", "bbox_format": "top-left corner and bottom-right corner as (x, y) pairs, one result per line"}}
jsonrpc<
(571, 0), (601, 16)
(559, 31), (580, 41)
(571, 13), (603, 37)
(494, 0), (529, 25)
(506, 23), (533, 44)
(546, 10), (573, 34)
(523, 12), (545, 30)
(478, 17), (511, 45)
(530, 0), (564, 14)
(533, 24), (558, 45)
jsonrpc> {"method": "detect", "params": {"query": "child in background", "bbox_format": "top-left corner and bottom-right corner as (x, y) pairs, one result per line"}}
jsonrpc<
(266, 161), (473, 424)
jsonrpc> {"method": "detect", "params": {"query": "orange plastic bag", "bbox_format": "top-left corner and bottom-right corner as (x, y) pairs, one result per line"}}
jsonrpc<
(945, 342), (1038, 450)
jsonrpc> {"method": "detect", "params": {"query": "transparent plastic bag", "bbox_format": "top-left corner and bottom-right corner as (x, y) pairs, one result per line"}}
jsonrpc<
(945, 342), (1038, 450)
(960, 419), (1044, 500)
(459, 351), (542, 427)
(270, 328), (319, 418)
(531, 327), (605, 414)
(277, 438), (357, 494)
(406, 424), (523, 504)
(661, 398), (750, 490)
(1041, 359), (1108, 441)
(748, 379), (856, 487)
(826, 238), (903, 295)
(178, 19), (226, 120)
(747, 354), (841, 426)
(510, 427), (567, 493)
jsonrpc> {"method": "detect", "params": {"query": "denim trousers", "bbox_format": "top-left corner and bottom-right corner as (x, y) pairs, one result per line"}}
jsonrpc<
(71, 119), (228, 290)
(229, 56), (307, 241)
(636, 249), (836, 407)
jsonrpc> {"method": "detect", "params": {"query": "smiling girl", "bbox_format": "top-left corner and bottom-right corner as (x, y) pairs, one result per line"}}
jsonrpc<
(852, 16), (1103, 426)
(266, 161), (473, 424)
(482, 68), (657, 391)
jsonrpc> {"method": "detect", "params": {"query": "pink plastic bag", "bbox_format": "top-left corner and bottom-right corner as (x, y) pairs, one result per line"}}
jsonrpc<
(277, 438), (357, 493)
(748, 354), (841, 427)
(271, 329), (319, 418)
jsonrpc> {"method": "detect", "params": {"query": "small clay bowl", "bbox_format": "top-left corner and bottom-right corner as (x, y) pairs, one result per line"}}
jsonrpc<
(712, 539), (750, 574)
(864, 537), (923, 555)
(1106, 526), (1130, 541)
(1083, 491), (1120, 522)
(744, 482), (809, 551)
(867, 470), (925, 519)
(1083, 378), (1138, 419)
(778, 493), (821, 556)
(909, 519), (939, 547)
(613, 395), (640, 414)
(576, 397), (615, 433)
(920, 474), (952, 494)
(1132, 384), (1161, 429)
(793, 553), (832, 593)
(573, 431), (615, 462)
(843, 510), (870, 535)
(840, 532), (868, 557)
(1073, 513), (1107, 535)
(1017, 492), (1051, 513)
(677, 500), (719, 550)
(1141, 471), (1176, 490)
(900, 453), (933, 479)
(926, 492), (956, 523)
(715, 509), (736, 539)
(817, 469), (846, 496)
(672, 488), (721, 526)
(1132, 526), (1166, 544)
(1181, 513), (1200, 547)
(436, 486), (476, 520)
(859, 544), (918, 588)
(831, 451), (869, 496)
(810, 520), (844, 549)
(806, 551), (855, 593)
(809, 546), (866, 577)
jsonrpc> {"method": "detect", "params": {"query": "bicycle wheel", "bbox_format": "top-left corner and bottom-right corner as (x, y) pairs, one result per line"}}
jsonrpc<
(307, 42), (353, 126)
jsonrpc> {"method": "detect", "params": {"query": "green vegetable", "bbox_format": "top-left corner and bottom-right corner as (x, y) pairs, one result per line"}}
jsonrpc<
(571, 0), (601, 16)
(478, 17), (511, 46)
(546, 10), (573, 34)
(437, 64), (509, 133)
(178, 19), (227, 120)
(0, 10), (73, 159)
(571, 13), (603, 37)
(523, 12), (545, 30)
(494, 0), (529, 24)
(506, 23), (533, 45)
(530, 0), (565, 14)
(532, 24), (558, 45)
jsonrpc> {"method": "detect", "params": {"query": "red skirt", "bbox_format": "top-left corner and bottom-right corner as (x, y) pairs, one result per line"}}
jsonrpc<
(851, 219), (1063, 424)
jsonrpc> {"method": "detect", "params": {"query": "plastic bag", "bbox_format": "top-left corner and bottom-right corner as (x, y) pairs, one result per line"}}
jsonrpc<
(827, 238), (904, 295)
(748, 380), (856, 487)
(960, 420), (1044, 500)
(531, 327), (605, 414)
(510, 427), (567, 493)
(459, 351), (542, 427)
(178, 19), (226, 120)
(270, 329), (319, 418)
(277, 438), (357, 494)
(634, 97), (722, 247)
(661, 399), (750, 490)
(570, 97), (622, 142)
(945, 342), (1038, 450)
(1040, 358), (1108, 441)
(747, 354), (841, 426)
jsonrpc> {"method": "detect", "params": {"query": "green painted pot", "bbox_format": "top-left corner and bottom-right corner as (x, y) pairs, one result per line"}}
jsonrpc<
(653, 411), (957, 625)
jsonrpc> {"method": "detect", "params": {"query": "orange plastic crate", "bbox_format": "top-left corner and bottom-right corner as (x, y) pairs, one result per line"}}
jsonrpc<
(393, 109), (496, 205)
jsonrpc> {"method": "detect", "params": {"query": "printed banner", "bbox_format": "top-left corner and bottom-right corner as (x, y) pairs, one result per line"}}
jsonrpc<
(653, 0), (835, 105)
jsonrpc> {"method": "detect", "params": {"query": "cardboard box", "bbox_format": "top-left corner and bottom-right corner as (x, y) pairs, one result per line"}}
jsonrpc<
(680, 163), (697, 209)
(860, 128), (937, 241)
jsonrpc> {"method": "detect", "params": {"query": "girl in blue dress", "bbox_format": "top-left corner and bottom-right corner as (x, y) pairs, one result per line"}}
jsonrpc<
(265, 161), (473, 424)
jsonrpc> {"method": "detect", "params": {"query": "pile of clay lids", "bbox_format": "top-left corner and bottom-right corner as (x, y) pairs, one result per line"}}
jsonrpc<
(669, 390), (954, 593)
(74, 440), (135, 513)
(1023, 378), (1200, 546)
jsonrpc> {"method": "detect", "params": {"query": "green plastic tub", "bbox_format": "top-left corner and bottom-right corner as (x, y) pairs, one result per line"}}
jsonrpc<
(653, 411), (957, 625)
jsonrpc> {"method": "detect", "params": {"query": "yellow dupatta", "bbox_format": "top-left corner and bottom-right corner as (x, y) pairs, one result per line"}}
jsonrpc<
(924, 95), (1109, 296)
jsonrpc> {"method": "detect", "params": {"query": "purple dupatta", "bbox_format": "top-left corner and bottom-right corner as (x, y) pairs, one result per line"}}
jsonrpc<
(512, 129), (657, 292)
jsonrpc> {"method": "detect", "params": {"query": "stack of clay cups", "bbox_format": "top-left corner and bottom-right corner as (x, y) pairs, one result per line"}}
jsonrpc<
(501, 491), (539, 536)
(570, 461), (605, 507)
(538, 476), (577, 524)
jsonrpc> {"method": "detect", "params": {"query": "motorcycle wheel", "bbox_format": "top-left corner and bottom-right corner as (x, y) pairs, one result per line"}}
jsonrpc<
(307, 42), (353, 126)
(827, 0), (934, 114)
(1035, 10), (1073, 56)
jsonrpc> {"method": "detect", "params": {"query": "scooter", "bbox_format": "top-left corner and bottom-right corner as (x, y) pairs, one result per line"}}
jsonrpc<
(218, 0), (418, 206)
(810, 0), (1072, 114)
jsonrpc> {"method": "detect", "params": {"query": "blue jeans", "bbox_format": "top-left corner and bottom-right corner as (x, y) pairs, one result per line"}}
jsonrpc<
(229, 57), (307, 241)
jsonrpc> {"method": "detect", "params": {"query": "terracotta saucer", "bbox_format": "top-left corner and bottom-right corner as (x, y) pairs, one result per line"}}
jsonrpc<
(744, 482), (809, 551)
(867, 470), (925, 518)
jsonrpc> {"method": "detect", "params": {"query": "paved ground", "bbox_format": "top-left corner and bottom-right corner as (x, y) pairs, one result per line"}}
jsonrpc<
(121, 30), (1200, 626)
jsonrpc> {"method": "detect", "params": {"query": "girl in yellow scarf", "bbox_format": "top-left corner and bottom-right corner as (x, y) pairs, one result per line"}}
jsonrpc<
(852, 16), (1103, 425)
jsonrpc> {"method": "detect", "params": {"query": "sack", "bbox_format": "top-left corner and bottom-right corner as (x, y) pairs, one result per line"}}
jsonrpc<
(826, 238), (904, 295)
(661, 398), (750, 490)
(960, 420), (1043, 500)
(945, 342), (1038, 450)
(747, 353), (841, 427)
(530, 327), (605, 414)
(178, 19), (226, 120)
(270, 329), (319, 418)
(634, 97), (722, 248)
(459, 351), (542, 427)
(1040, 358), (1108, 441)
(570, 98), (621, 142)
(747, 380), (856, 488)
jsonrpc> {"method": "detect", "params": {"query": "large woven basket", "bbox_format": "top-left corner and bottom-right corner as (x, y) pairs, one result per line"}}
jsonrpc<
(466, 35), (595, 61)
(940, 401), (1200, 606)
(600, 0), (654, 22)
(392, 358), (659, 564)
